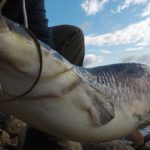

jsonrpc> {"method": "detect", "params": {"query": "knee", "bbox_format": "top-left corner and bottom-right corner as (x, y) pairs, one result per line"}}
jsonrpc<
(64, 25), (84, 41)
(70, 25), (84, 39)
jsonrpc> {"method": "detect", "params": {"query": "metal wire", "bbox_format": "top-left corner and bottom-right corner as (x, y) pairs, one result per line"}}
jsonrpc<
(0, 0), (43, 103)
(22, 0), (28, 28)
(0, 26), (43, 103)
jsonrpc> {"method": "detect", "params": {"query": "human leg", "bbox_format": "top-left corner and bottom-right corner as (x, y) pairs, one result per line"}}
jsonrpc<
(52, 25), (85, 66)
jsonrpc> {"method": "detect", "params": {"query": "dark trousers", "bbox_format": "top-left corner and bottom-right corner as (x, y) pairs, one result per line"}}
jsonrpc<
(23, 25), (85, 150)
(52, 25), (85, 66)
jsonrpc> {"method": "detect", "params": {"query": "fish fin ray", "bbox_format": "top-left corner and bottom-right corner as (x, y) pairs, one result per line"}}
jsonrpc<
(89, 94), (114, 126)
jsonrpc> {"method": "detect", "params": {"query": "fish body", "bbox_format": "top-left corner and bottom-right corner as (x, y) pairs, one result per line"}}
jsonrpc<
(0, 11), (150, 142)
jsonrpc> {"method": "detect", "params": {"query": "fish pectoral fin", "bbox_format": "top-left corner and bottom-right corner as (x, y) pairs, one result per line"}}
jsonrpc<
(89, 98), (114, 126)
(89, 106), (101, 126)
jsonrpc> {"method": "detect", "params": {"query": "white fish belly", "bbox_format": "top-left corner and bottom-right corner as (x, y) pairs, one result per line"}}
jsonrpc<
(0, 86), (138, 142)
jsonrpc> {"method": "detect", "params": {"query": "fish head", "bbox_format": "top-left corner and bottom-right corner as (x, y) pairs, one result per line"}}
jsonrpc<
(0, 5), (72, 99)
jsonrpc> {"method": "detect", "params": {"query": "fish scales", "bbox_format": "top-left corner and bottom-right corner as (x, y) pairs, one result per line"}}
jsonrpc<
(0, 0), (150, 142)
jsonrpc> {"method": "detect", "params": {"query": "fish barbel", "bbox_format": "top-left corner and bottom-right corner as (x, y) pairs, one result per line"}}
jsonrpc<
(0, 1), (150, 143)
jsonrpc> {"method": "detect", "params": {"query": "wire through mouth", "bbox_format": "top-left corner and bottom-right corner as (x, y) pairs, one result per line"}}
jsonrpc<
(0, 1), (42, 103)
(0, 25), (43, 103)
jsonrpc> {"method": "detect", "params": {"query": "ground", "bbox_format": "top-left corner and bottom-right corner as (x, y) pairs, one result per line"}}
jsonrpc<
(0, 115), (150, 150)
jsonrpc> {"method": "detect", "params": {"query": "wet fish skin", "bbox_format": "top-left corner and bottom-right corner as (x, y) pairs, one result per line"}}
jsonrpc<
(0, 9), (150, 142)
